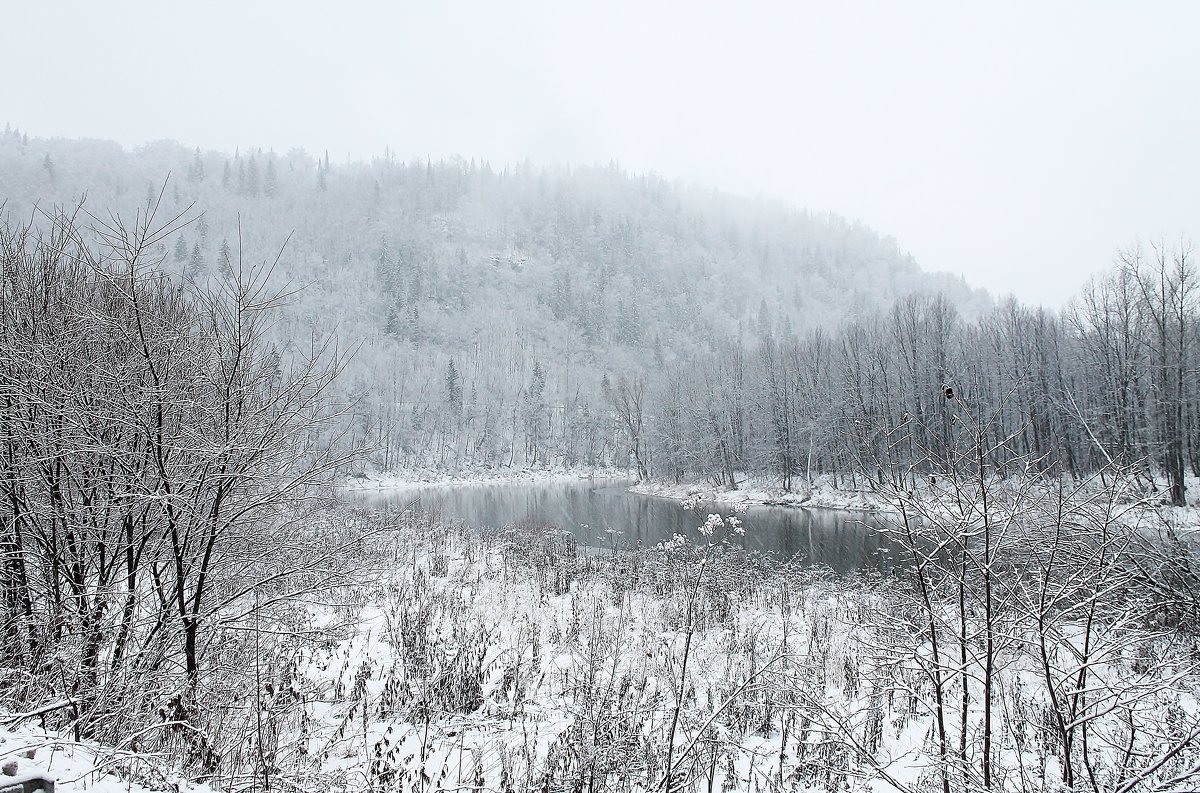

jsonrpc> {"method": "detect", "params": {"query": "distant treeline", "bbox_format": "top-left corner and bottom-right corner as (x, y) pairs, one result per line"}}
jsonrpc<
(635, 255), (1197, 511)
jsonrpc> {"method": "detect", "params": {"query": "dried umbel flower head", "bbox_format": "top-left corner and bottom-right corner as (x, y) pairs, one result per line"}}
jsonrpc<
(699, 512), (745, 538)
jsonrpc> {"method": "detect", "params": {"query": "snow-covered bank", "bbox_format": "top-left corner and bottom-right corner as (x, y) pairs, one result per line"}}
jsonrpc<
(630, 474), (895, 513)
(344, 466), (880, 512)
(0, 725), (203, 793)
(631, 473), (1200, 534)
(344, 465), (632, 492)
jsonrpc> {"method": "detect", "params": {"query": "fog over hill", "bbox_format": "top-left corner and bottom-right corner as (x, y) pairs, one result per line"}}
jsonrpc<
(5, 128), (1195, 508)
(0, 129), (989, 473)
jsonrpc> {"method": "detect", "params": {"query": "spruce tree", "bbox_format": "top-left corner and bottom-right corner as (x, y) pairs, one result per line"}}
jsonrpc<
(264, 157), (278, 198)
(446, 360), (463, 420)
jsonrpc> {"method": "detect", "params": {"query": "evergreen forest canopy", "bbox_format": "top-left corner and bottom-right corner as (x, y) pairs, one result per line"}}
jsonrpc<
(2, 127), (1196, 506)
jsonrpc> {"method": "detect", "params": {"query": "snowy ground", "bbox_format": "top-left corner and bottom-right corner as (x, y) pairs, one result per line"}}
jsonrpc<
(3, 508), (1199, 792)
(246, 520), (1200, 791)
(0, 724), (209, 793)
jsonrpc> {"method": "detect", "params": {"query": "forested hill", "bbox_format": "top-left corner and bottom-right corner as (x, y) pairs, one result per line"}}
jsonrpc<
(0, 127), (988, 473)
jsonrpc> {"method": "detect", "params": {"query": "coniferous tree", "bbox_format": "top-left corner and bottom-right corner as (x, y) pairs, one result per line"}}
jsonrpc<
(187, 147), (205, 183)
(446, 359), (463, 421)
(550, 265), (572, 320)
(217, 238), (233, 277)
(524, 362), (548, 464)
(188, 242), (205, 277)
(246, 154), (260, 198)
(264, 157), (277, 198)
(385, 301), (402, 337)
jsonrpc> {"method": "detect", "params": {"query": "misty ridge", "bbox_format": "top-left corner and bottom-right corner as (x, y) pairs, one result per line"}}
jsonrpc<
(5, 120), (1200, 793)
(0, 128), (1186, 494)
(3, 128), (990, 479)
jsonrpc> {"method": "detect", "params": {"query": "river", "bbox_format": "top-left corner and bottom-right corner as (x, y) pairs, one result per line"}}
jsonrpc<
(354, 478), (906, 573)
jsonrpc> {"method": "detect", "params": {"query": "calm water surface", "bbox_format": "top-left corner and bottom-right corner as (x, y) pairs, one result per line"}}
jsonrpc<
(355, 479), (905, 573)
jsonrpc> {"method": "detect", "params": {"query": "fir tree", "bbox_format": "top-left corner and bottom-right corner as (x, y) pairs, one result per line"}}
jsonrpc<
(188, 147), (205, 183)
(446, 360), (463, 420)
(218, 238), (233, 276)
(188, 242), (205, 277)
(246, 154), (260, 197)
(264, 157), (278, 198)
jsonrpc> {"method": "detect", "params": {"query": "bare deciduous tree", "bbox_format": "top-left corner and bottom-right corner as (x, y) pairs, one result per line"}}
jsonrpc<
(0, 198), (358, 746)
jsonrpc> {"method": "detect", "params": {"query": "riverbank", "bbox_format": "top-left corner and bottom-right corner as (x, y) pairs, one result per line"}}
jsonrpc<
(344, 465), (632, 492)
(347, 466), (894, 512)
(633, 472), (1200, 533)
(630, 474), (895, 513)
(345, 466), (1200, 539)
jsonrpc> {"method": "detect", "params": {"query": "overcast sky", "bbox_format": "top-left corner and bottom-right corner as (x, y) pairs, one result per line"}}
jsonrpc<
(6, 1), (1199, 307)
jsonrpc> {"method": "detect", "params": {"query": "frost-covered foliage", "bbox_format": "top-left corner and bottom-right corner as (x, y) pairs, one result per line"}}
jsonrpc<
(6, 495), (1195, 792)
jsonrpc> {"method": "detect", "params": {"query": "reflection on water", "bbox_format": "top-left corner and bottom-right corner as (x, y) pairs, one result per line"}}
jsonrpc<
(354, 478), (905, 573)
